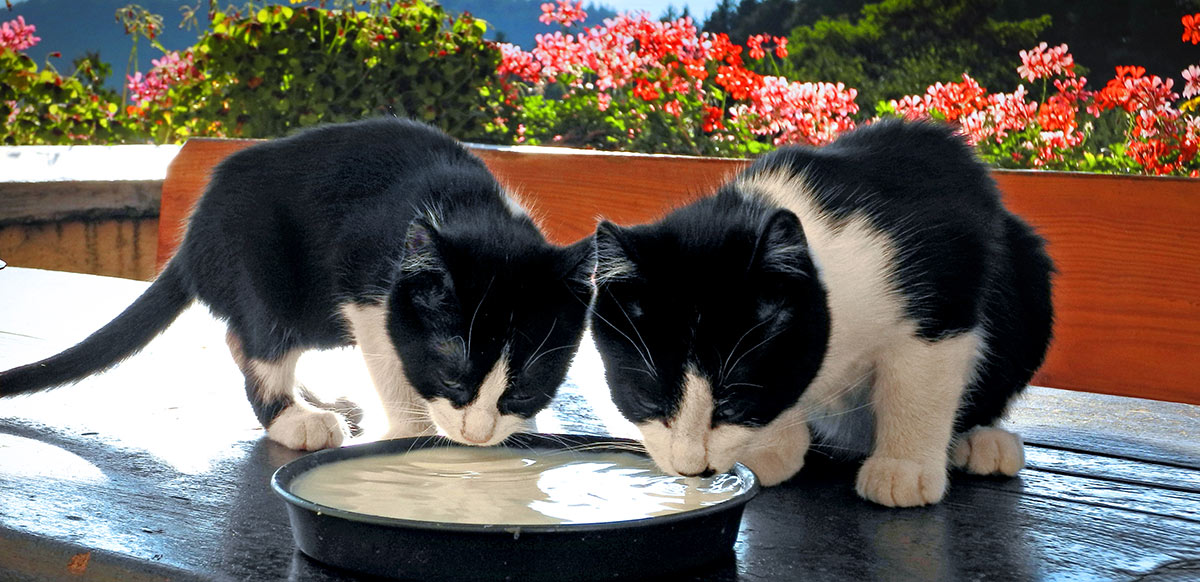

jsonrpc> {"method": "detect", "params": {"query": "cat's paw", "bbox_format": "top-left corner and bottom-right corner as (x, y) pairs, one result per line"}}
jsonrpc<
(740, 444), (806, 487)
(951, 427), (1024, 476)
(267, 406), (347, 451)
(855, 456), (947, 507)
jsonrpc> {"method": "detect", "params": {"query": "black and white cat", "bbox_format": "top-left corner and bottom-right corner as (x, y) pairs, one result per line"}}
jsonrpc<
(0, 118), (592, 451)
(589, 120), (1053, 507)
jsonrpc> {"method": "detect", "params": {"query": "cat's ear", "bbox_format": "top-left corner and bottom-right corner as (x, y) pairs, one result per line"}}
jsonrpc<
(393, 218), (460, 326)
(561, 236), (597, 297)
(754, 209), (811, 277)
(399, 218), (446, 275)
(593, 221), (638, 286)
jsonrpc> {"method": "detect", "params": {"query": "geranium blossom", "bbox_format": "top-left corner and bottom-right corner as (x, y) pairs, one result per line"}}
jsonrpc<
(539, 1), (587, 27)
(1184, 13), (1200, 44)
(1017, 42), (1075, 82)
(1183, 65), (1200, 99)
(127, 50), (204, 105)
(0, 16), (40, 52)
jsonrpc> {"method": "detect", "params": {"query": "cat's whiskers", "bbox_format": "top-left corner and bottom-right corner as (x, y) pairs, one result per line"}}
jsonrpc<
(610, 290), (656, 372)
(756, 370), (874, 435)
(718, 316), (773, 383)
(618, 365), (657, 378)
(465, 276), (495, 357)
(722, 330), (783, 383)
(589, 300), (658, 380)
(521, 319), (557, 373)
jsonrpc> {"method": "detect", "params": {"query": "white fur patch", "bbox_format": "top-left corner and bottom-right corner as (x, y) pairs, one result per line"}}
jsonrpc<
(248, 351), (301, 402)
(855, 330), (984, 506)
(638, 370), (759, 478)
(250, 351), (347, 451)
(428, 351), (526, 446)
(341, 302), (435, 439)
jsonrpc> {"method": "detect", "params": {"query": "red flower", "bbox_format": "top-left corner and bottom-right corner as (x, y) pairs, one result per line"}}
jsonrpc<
(1184, 14), (1200, 44)
(702, 105), (724, 132)
(632, 78), (660, 101)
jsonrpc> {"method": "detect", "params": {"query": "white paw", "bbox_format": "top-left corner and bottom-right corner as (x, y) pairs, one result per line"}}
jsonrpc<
(267, 406), (347, 451)
(855, 456), (948, 507)
(740, 443), (806, 487)
(951, 427), (1024, 476)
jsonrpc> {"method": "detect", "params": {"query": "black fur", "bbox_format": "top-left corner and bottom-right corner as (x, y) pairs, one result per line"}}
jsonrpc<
(1, 118), (592, 434)
(591, 120), (1053, 438)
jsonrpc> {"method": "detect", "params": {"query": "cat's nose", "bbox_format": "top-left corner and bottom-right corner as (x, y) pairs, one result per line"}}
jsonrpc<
(679, 467), (717, 478)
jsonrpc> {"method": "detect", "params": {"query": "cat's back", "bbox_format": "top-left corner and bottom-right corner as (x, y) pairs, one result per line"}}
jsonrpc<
(207, 118), (482, 205)
(748, 120), (1001, 223)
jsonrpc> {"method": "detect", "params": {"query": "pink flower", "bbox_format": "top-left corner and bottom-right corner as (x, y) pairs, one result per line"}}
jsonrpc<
(1017, 42), (1075, 82)
(539, 1), (587, 27)
(0, 16), (40, 52)
(1184, 65), (1200, 99)
(126, 50), (203, 105)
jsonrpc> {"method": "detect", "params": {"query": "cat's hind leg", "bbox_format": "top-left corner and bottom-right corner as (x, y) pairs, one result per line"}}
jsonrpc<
(951, 425), (1024, 476)
(856, 330), (983, 507)
(226, 329), (347, 450)
(341, 303), (435, 439)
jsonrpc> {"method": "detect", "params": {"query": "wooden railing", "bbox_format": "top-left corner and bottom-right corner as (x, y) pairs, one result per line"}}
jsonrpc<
(158, 138), (1200, 406)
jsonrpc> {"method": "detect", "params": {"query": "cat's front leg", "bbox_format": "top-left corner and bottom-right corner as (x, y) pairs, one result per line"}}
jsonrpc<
(856, 331), (982, 507)
(739, 407), (811, 486)
(227, 332), (348, 451)
(342, 303), (436, 439)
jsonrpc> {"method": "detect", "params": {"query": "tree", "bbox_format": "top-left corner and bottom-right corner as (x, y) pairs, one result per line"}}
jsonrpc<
(777, 0), (1049, 113)
(703, 0), (867, 42)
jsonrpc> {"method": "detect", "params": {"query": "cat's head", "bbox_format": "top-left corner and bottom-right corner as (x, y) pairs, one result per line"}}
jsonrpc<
(388, 218), (593, 446)
(590, 195), (829, 477)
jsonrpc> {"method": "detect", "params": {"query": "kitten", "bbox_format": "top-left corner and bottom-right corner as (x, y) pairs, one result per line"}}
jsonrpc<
(589, 120), (1053, 507)
(0, 118), (592, 451)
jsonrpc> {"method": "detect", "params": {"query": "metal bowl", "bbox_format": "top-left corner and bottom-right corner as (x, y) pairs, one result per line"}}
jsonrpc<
(272, 433), (759, 581)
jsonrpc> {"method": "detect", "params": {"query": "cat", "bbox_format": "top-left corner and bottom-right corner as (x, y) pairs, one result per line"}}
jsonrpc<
(588, 120), (1053, 507)
(0, 118), (593, 451)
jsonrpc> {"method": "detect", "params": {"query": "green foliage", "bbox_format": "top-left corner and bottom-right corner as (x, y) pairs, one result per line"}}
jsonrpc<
(0, 49), (131, 145)
(778, 0), (1049, 114)
(154, 1), (504, 141)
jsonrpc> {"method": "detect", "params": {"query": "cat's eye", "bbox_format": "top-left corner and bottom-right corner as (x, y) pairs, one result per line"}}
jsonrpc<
(440, 377), (462, 390)
(505, 391), (539, 403)
(714, 405), (742, 423)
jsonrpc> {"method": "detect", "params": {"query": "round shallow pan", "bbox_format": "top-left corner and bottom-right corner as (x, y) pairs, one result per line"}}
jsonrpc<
(272, 433), (759, 581)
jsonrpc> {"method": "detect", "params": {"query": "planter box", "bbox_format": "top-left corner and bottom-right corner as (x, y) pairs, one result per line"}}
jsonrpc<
(0, 145), (180, 280)
(154, 139), (1200, 406)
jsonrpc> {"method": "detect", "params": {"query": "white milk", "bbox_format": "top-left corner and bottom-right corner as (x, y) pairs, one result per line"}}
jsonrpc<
(290, 446), (747, 525)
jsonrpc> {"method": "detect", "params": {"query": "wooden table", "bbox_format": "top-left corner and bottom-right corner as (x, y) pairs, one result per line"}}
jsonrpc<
(1, 267), (1198, 581)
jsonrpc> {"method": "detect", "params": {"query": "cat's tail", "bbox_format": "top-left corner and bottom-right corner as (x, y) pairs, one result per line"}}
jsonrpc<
(0, 261), (193, 397)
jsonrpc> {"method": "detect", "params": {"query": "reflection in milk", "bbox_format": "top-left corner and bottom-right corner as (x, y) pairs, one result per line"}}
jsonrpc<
(290, 447), (746, 525)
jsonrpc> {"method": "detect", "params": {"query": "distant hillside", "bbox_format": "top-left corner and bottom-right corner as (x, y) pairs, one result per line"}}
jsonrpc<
(2, 0), (619, 90)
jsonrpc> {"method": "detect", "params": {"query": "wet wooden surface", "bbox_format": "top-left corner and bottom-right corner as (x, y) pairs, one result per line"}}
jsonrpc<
(1, 267), (1198, 581)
